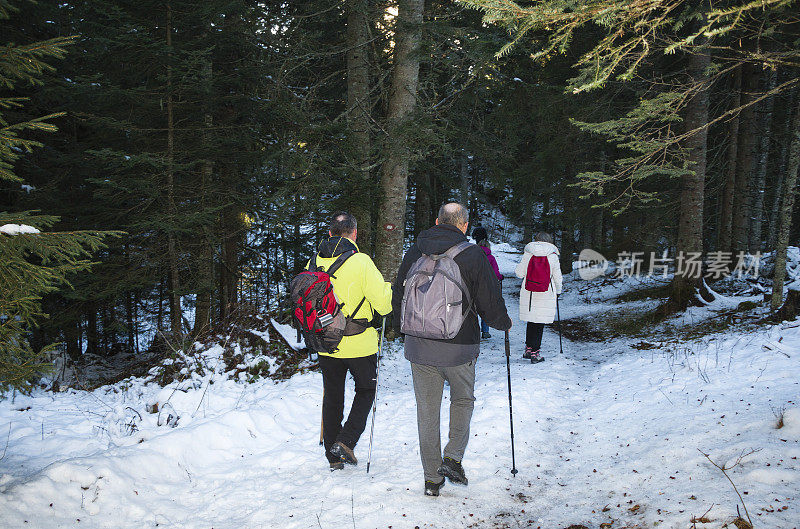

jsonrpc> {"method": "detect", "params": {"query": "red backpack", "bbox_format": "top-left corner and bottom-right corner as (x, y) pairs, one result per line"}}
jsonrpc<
(525, 255), (552, 292)
(289, 250), (367, 353)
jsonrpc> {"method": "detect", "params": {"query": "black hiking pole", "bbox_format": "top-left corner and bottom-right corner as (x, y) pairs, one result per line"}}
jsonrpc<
(366, 316), (387, 474)
(556, 293), (564, 354)
(504, 329), (518, 476)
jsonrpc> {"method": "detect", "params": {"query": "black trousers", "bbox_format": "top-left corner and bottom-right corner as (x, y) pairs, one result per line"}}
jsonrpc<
(319, 354), (377, 463)
(526, 322), (545, 350)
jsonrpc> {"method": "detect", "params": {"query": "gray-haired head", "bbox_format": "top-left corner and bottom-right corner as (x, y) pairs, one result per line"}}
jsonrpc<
(534, 231), (554, 244)
(329, 211), (357, 237)
(437, 202), (469, 227)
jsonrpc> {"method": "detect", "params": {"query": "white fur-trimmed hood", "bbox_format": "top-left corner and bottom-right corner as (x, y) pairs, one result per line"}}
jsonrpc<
(524, 241), (560, 257)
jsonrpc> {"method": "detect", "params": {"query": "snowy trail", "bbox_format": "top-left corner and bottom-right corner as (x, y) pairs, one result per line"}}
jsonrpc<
(1, 245), (799, 528)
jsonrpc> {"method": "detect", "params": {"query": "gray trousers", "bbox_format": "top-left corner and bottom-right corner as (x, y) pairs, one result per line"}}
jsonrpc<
(410, 361), (476, 482)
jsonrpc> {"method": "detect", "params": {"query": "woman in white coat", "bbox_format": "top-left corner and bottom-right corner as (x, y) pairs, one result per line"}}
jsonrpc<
(514, 232), (563, 363)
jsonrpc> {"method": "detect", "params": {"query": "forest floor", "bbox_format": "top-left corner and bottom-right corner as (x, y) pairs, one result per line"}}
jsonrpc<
(1, 245), (799, 529)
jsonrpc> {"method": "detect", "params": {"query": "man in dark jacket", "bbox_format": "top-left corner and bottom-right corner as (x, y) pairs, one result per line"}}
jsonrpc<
(392, 202), (512, 496)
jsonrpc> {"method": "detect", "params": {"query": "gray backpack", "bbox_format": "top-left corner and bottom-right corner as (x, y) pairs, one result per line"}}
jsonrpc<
(400, 241), (473, 340)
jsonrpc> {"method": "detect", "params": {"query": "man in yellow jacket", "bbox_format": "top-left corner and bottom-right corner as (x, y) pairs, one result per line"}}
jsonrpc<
(312, 211), (392, 470)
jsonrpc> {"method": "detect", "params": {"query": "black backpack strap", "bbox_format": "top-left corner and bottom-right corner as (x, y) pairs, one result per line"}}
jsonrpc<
(343, 296), (369, 336)
(324, 249), (357, 277)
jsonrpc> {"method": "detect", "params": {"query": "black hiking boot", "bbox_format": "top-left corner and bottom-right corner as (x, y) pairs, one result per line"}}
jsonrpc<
(329, 460), (344, 471)
(522, 346), (533, 360)
(530, 350), (545, 364)
(481, 331), (491, 339)
(424, 478), (445, 497)
(330, 441), (358, 466)
(437, 457), (468, 486)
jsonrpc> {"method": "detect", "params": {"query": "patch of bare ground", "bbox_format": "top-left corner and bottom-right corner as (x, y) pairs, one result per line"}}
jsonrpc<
(559, 301), (765, 344)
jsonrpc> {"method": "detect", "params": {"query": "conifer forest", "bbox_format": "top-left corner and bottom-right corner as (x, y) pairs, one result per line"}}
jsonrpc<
(1, 2), (800, 528)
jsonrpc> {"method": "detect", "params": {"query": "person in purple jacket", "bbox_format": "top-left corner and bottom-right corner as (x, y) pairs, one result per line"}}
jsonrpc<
(472, 226), (503, 339)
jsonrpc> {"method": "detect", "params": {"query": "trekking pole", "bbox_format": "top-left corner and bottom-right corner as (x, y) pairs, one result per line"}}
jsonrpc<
(504, 329), (518, 476)
(556, 293), (564, 354)
(366, 316), (387, 474)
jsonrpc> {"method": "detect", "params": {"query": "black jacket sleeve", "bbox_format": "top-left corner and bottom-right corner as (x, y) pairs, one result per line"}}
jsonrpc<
(391, 244), (422, 332)
(461, 246), (512, 331)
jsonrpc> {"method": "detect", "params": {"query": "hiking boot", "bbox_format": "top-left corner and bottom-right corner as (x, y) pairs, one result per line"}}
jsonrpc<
(522, 346), (534, 360)
(330, 441), (358, 466)
(530, 350), (545, 364)
(424, 478), (445, 497)
(437, 457), (468, 485)
(329, 460), (344, 471)
(481, 331), (491, 339)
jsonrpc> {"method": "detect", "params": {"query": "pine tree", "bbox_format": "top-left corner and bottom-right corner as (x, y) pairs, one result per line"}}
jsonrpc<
(461, 0), (800, 308)
(0, 5), (112, 392)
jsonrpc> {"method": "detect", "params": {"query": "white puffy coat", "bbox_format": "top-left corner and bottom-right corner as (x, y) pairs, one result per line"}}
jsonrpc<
(514, 241), (563, 324)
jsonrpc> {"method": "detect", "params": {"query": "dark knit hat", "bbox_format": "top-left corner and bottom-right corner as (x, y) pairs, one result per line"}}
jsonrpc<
(471, 226), (487, 243)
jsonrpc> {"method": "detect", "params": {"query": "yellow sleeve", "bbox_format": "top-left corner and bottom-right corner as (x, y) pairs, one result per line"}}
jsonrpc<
(360, 255), (393, 316)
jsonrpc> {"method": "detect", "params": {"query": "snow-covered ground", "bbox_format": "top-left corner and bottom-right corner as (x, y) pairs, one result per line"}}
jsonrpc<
(1, 244), (799, 529)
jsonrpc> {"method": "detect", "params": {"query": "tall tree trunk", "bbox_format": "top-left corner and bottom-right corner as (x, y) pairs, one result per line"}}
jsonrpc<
(101, 304), (111, 356)
(414, 172), (431, 236)
(155, 277), (163, 332)
(133, 292), (140, 354)
(768, 91), (797, 248)
(64, 318), (81, 361)
(717, 66), (741, 253)
(375, 0), (424, 282)
(731, 63), (760, 255)
(771, 97), (800, 310)
(125, 290), (135, 354)
(86, 302), (98, 356)
(593, 207), (604, 250)
(292, 192), (302, 272)
(346, 0), (373, 254)
(541, 194), (551, 232)
(523, 191), (537, 243)
(165, 4), (182, 336)
(669, 44), (710, 308)
(748, 69), (777, 252)
(123, 242), (136, 352)
(220, 198), (241, 322)
(193, 55), (214, 336)
(460, 151), (470, 206)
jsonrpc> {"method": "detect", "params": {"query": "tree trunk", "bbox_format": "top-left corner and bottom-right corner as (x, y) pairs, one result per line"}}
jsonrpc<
(346, 0), (373, 255)
(86, 302), (98, 356)
(166, 4), (182, 336)
(220, 200), (241, 322)
(414, 172), (431, 236)
(669, 43), (710, 308)
(768, 88), (797, 249)
(101, 304), (111, 356)
(771, 97), (800, 310)
(292, 193), (302, 272)
(125, 290), (135, 354)
(156, 277), (164, 332)
(731, 63), (760, 256)
(193, 54), (214, 336)
(64, 317), (81, 361)
(375, 0), (424, 282)
(748, 69), (777, 252)
(460, 151), (470, 206)
(133, 292), (140, 354)
(593, 207), (604, 250)
(717, 66), (741, 253)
